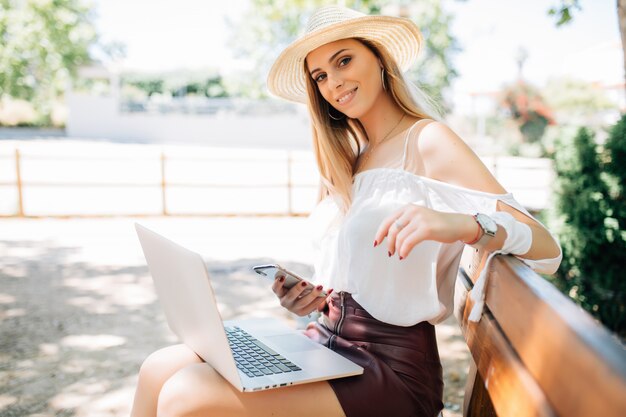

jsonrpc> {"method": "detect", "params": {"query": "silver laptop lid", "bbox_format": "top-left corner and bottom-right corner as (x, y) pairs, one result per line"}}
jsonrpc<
(134, 223), (242, 389)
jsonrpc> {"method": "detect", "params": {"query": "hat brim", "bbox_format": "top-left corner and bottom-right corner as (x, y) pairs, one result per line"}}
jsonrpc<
(267, 15), (423, 104)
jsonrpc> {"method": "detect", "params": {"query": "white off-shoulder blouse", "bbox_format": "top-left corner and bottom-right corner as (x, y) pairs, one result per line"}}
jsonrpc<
(307, 121), (562, 327)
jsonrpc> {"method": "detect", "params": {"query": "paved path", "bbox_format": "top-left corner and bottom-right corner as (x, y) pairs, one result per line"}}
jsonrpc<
(0, 217), (469, 416)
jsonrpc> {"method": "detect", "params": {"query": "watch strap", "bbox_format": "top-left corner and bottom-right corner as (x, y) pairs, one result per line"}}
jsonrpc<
(465, 214), (483, 245)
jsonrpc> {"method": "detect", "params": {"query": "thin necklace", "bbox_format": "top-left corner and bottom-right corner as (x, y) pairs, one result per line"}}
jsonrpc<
(357, 113), (407, 172)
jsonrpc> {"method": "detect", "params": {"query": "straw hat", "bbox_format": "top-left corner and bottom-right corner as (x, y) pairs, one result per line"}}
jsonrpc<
(266, 5), (423, 104)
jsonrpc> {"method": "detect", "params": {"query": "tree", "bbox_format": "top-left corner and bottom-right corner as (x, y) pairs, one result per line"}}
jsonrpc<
(542, 76), (618, 127)
(550, 118), (626, 336)
(604, 114), (626, 236)
(500, 79), (556, 144)
(121, 69), (230, 100)
(228, 0), (460, 112)
(0, 0), (99, 122)
(543, 77), (617, 116)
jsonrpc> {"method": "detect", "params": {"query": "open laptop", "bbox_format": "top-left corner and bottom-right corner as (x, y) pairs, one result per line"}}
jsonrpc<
(135, 223), (363, 392)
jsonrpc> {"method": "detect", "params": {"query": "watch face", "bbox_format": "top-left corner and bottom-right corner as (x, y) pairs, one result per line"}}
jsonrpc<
(476, 213), (498, 236)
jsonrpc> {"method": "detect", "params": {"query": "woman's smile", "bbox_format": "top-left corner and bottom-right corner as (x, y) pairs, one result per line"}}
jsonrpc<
(335, 87), (358, 106)
(306, 38), (386, 119)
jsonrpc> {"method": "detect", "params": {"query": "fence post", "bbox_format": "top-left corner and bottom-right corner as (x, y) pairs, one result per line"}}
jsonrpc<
(15, 149), (24, 217)
(161, 152), (168, 215)
(287, 152), (293, 216)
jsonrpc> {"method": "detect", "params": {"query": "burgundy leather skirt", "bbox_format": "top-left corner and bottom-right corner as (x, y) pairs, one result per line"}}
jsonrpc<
(304, 292), (444, 417)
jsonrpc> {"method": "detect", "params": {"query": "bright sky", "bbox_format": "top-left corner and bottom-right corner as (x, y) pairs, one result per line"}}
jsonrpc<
(93, 0), (621, 95)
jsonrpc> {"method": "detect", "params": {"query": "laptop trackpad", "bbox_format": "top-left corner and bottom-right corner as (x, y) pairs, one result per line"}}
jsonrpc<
(265, 334), (321, 353)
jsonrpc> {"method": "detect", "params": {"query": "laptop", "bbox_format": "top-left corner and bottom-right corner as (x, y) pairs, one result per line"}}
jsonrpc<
(134, 223), (363, 392)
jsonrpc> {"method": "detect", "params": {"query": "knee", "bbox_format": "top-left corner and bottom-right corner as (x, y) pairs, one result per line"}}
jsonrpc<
(137, 344), (196, 388)
(137, 347), (171, 384)
(156, 364), (222, 417)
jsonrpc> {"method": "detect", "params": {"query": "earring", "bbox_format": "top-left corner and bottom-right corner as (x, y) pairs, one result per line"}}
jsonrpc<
(328, 106), (345, 121)
(381, 68), (387, 91)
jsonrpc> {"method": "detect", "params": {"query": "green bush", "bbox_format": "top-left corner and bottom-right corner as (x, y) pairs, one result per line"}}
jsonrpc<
(550, 116), (626, 337)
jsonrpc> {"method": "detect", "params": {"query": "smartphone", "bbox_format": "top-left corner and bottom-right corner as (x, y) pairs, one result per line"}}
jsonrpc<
(252, 264), (327, 297)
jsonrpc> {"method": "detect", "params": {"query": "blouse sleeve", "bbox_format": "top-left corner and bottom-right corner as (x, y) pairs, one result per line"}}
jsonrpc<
(424, 180), (562, 274)
(495, 193), (562, 274)
(423, 180), (563, 323)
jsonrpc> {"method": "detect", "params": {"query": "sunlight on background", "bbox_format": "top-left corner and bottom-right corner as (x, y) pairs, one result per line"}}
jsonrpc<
(1, 1), (623, 416)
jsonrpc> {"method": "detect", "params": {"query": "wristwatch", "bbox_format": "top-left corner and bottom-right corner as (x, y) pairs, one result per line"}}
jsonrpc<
(470, 213), (498, 247)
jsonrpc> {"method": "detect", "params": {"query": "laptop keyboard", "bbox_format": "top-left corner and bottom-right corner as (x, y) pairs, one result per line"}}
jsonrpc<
(225, 326), (302, 378)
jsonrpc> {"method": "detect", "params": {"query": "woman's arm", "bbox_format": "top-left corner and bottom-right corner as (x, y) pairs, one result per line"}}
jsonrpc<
(375, 121), (561, 261)
(418, 121), (560, 260)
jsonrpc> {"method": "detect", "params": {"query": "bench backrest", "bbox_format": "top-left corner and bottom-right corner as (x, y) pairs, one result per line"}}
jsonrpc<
(455, 247), (626, 417)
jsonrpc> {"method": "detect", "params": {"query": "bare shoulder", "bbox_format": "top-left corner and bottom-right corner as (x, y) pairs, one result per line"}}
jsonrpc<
(416, 120), (459, 159)
(416, 120), (507, 194)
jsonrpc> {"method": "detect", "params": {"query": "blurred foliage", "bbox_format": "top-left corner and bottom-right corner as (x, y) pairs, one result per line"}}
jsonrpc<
(0, 95), (37, 126)
(0, 0), (101, 125)
(547, 0), (582, 26)
(538, 77), (618, 158)
(228, 0), (460, 111)
(548, 116), (626, 336)
(543, 77), (618, 125)
(71, 76), (110, 95)
(499, 79), (556, 144)
(120, 70), (229, 99)
(124, 77), (164, 98)
(604, 115), (626, 234)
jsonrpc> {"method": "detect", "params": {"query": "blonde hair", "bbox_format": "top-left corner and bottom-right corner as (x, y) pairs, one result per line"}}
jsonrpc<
(304, 37), (442, 214)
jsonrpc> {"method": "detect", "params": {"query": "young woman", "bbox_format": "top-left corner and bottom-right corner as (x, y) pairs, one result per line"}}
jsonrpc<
(130, 6), (562, 417)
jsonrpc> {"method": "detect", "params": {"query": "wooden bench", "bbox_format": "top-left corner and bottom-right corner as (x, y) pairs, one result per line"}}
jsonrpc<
(454, 247), (626, 417)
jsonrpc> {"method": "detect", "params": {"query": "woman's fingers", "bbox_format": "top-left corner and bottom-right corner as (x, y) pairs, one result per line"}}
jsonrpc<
(375, 211), (413, 257)
(396, 226), (426, 259)
(281, 280), (309, 306)
(374, 204), (435, 258)
(276, 279), (329, 316)
(374, 212), (401, 248)
(374, 211), (408, 256)
(271, 274), (288, 297)
(389, 214), (416, 257)
(291, 287), (326, 316)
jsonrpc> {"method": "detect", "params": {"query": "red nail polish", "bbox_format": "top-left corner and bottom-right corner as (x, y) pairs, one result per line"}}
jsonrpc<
(301, 281), (307, 287)
(328, 288), (334, 294)
(399, 255), (404, 260)
(373, 240), (378, 247)
(279, 276), (285, 282)
(316, 285), (323, 291)
(388, 251), (392, 257)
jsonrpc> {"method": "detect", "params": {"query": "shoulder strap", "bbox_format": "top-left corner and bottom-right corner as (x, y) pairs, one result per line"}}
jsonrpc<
(401, 118), (431, 170)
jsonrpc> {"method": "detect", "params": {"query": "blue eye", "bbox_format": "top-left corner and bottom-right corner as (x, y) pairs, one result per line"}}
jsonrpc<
(339, 57), (351, 66)
(314, 73), (327, 83)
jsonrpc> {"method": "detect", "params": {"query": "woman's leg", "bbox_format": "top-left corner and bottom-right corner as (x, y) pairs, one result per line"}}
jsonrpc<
(156, 362), (345, 417)
(131, 343), (345, 417)
(131, 344), (203, 417)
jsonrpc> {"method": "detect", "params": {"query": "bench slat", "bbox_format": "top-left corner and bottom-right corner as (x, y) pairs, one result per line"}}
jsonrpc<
(455, 273), (557, 417)
(464, 359), (498, 417)
(482, 256), (626, 417)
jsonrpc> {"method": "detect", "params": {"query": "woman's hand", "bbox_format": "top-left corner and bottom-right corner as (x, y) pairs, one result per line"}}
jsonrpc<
(374, 203), (476, 259)
(271, 275), (331, 317)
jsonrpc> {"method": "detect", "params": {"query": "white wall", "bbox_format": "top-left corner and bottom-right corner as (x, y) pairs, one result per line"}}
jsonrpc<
(65, 93), (313, 150)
